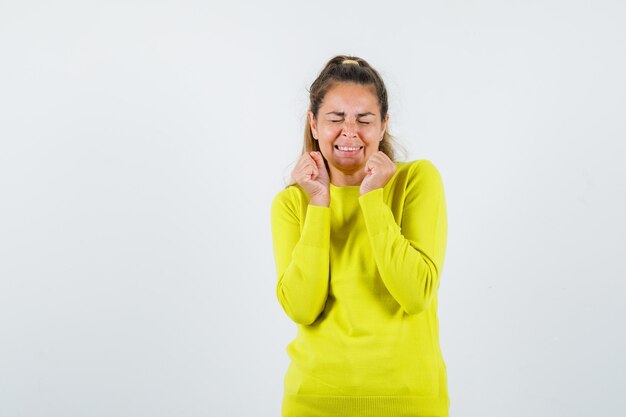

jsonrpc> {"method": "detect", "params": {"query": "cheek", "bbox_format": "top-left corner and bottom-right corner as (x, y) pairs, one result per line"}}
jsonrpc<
(321, 124), (342, 137)
(361, 130), (378, 144)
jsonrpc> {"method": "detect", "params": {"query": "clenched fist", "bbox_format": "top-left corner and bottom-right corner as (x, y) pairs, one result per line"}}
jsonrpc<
(291, 151), (330, 206)
(360, 151), (397, 195)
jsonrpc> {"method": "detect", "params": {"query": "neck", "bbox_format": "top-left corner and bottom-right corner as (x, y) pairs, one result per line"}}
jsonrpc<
(330, 167), (366, 186)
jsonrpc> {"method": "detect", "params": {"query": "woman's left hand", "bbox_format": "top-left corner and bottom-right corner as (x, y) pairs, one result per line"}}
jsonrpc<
(360, 151), (397, 195)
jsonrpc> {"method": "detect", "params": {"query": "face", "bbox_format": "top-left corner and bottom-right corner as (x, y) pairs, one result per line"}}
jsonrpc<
(309, 82), (388, 181)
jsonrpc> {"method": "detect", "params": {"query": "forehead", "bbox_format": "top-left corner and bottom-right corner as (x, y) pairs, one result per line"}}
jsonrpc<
(320, 82), (379, 112)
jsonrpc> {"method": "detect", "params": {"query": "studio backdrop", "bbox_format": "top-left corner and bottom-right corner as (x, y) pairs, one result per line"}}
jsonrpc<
(0, 1), (624, 416)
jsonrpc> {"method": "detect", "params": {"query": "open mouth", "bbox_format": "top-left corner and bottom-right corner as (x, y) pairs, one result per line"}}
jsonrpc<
(335, 145), (363, 152)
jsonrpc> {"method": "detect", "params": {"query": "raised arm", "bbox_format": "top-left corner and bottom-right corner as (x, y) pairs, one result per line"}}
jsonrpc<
(271, 190), (331, 325)
(359, 160), (447, 315)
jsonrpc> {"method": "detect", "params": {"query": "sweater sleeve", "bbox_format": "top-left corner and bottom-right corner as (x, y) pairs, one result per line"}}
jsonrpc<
(270, 189), (331, 325)
(358, 160), (447, 315)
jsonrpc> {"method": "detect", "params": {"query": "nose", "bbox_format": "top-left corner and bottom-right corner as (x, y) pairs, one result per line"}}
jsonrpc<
(342, 119), (358, 138)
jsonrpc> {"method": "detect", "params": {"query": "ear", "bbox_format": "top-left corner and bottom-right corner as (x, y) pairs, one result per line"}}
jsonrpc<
(381, 113), (390, 139)
(308, 111), (319, 139)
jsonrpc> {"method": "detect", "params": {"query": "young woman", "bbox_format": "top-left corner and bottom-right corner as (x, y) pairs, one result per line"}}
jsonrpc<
(271, 55), (450, 417)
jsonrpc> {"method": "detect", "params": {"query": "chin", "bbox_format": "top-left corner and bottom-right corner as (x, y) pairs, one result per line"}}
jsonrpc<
(333, 159), (364, 171)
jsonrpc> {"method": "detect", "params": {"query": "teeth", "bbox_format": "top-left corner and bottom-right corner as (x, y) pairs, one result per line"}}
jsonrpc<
(337, 146), (361, 151)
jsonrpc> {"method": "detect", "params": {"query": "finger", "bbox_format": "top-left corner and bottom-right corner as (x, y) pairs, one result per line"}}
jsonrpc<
(299, 153), (314, 167)
(365, 154), (379, 169)
(367, 152), (391, 169)
(310, 151), (327, 168)
(311, 152), (330, 178)
(368, 151), (385, 163)
(377, 153), (394, 168)
(293, 157), (316, 181)
(295, 155), (314, 173)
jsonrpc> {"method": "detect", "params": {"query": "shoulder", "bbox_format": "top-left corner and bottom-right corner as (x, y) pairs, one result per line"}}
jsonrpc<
(272, 184), (307, 204)
(394, 159), (443, 185)
(271, 184), (307, 219)
(390, 160), (446, 209)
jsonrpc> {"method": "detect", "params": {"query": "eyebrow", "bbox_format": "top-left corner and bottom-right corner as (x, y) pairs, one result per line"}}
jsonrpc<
(324, 111), (377, 117)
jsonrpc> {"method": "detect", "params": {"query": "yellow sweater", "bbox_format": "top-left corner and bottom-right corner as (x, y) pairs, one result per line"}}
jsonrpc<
(270, 159), (449, 417)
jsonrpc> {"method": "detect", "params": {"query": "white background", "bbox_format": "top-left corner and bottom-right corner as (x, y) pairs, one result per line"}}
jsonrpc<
(1, 1), (625, 416)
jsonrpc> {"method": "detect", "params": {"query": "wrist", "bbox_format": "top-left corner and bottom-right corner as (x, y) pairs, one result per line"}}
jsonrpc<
(360, 186), (379, 196)
(310, 195), (329, 207)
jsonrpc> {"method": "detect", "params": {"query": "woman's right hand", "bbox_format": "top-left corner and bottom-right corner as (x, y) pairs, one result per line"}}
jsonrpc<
(291, 151), (330, 206)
